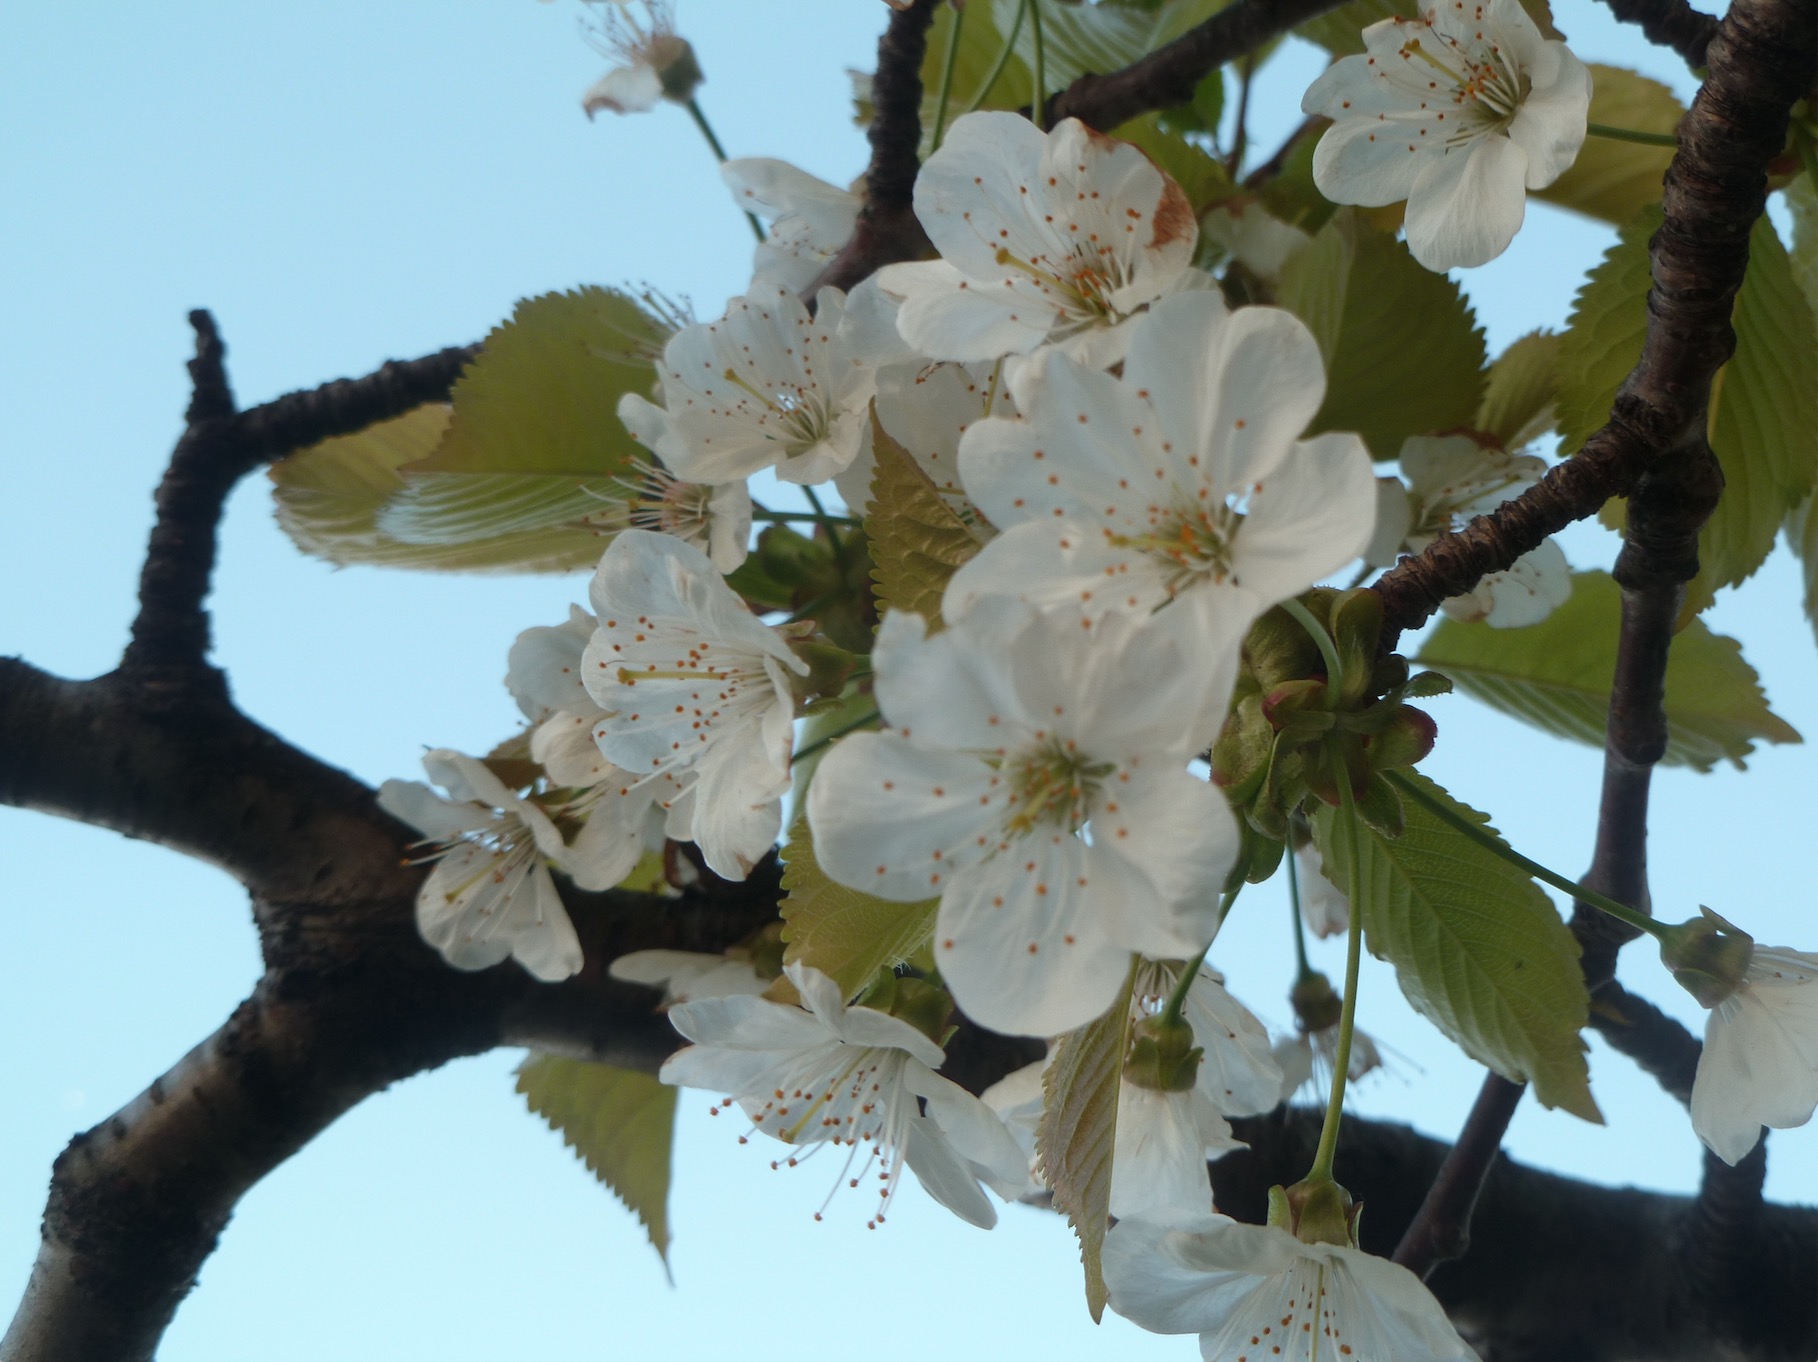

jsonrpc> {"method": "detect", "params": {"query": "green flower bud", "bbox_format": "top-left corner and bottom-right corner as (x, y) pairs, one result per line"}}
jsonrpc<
(1659, 907), (1756, 1008)
(1289, 971), (1344, 1033)
(1328, 588), (1384, 706)
(1366, 705), (1437, 771)
(1124, 1014), (1203, 1094)
(1211, 692), (1275, 803)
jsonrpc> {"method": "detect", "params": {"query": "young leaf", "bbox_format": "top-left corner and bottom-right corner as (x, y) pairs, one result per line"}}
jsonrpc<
(865, 415), (984, 629)
(1418, 570), (1800, 771)
(517, 1055), (678, 1264)
(270, 406), (606, 572)
(1535, 66), (1682, 226)
(413, 286), (666, 477)
(992, 0), (1153, 89)
(913, 0), (1032, 151)
(1788, 177), (1818, 318)
(1475, 330), (1561, 450)
(1277, 212), (1486, 459)
(1560, 212), (1818, 614)
(779, 822), (937, 1000)
(1312, 775), (1599, 1121)
(1035, 972), (1135, 1324)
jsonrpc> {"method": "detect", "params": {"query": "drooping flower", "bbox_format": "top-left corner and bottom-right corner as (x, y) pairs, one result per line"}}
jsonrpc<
(946, 292), (1375, 738)
(1292, 834), (1350, 940)
(1301, 0), (1592, 271)
(1385, 434), (1570, 627)
(582, 529), (806, 879)
(1104, 1207), (1480, 1360)
(721, 157), (861, 294)
(1274, 967), (1386, 1106)
(609, 948), (770, 1005)
(659, 963), (1029, 1228)
(875, 111), (1201, 371)
(378, 750), (588, 982)
(806, 597), (1239, 1036)
(579, 0), (703, 117)
(617, 281), (891, 487)
(580, 459), (752, 572)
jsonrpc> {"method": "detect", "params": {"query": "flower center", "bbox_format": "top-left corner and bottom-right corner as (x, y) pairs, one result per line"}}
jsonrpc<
(994, 244), (1134, 328)
(1401, 31), (1531, 139)
(1001, 739), (1114, 838)
(587, 459), (718, 547)
(1108, 497), (1243, 596)
(722, 368), (833, 457)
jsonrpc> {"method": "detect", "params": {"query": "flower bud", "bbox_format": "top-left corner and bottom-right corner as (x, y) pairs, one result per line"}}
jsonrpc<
(1288, 970), (1344, 1034)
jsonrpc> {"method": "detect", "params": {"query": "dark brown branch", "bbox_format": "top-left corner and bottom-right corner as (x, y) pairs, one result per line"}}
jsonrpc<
(805, 0), (940, 296)
(1600, 0), (1720, 70)
(1390, 1074), (1524, 1277)
(1047, 0), (1351, 132)
(1374, 0), (1814, 646)
(1589, 979), (1702, 1103)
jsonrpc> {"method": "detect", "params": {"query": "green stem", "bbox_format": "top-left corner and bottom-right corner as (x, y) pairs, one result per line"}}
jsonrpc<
(1028, 0), (1047, 131)
(1279, 596), (1345, 702)
(1586, 122), (1679, 147)
(967, 0), (1027, 114)
(1286, 843), (1312, 978)
(793, 708), (882, 762)
(929, 0), (966, 152)
(1226, 55), (1254, 176)
(685, 98), (765, 242)
(1384, 771), (1666, 940)
(1308, 779), (1367, 1184)
(802, 485), (848, 562)
(1157, 887), (1239, 1026)
(779, 591), (840, 627)
(751, 508), (860, 527)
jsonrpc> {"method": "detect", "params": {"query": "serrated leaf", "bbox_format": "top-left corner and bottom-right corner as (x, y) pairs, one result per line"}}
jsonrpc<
(517, 1054), (677, 1264)
(1787, 176), (1818, 317)
(1277, 212), (1486, 459)
(865, 416), (984, 629)
(992, 0), (1159, 90)
(1475, 330), (1561, 450)
(270, 406), (610, 572)
(1536, 66), (1682, 225)
(1035, 973), (1134, 1324)
(1418, 570), (1800, 770)
(1298, 0), (1558, 52)
(1560, 211), (1818, 614)
(414, 286), (665, 477)
(779, 822), (937, 999)
(1312, 775), (1599, 1120)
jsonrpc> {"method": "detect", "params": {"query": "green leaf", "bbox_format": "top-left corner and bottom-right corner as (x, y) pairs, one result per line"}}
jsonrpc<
(1560, 211), (1818, 614)
(1475, 330), (1561, 450)
(779, 822), (938, 999)
(1786, 176), (1818, 318)
(1536, 66), (1682, 225)
(1277, 212), (1486, 459)
(270, 406), (609, 572)
(992, 0), (1159, 89)
(916, 1), (1032, 150)
(517, 1055), (678, 1264)
(415, 286), (665, 477)
(1113, 113), (1232, 214)
(1311, 775), (1599, 1120)
(1034, 973), (1134, 1323)
(865, 415), (984, 629)
(1298, 0), (1559, 52)
(1418, 570), (1800, 771)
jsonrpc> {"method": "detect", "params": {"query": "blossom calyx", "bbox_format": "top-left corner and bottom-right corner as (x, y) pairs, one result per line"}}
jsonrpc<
(1269, 1177), (1358, 1248)
(785, 638), (860, 707)
(1660, 908), (1756, 1009)
(856, 973), (957, 1050)
(1289, 970), (1345, 1034)
(1125, 1014), (1205, 1095)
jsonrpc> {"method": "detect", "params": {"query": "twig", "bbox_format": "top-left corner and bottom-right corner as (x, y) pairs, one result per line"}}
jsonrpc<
(1390, 1074), (1524, 1277)
(1589, 979), (1702, 1104)
(1600, 0), (1721, 70)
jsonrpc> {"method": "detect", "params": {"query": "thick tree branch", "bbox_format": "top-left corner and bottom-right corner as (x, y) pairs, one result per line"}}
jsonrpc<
(1600, 0), (1720, 70)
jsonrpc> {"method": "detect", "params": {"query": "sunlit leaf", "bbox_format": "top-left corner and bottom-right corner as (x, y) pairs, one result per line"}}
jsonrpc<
(779, 822), (937, 1000)
(865, 415), (984, 629)
(1475, 330), (1560, 450)
(1418, 570), (1800, 770)
(517, 1055), (678, 1264)
(1536, 66), (1681, 226)
(1312, 775), (1599, 1120)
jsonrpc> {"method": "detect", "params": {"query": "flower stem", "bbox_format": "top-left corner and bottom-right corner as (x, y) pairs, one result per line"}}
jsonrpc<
(1308, 780), (1367, 1185)
(1279, 596), (1345, 702)
(1384, 770), (1666, 940)
(1286, 843), (1312, 978)
(1157, 887), (1238, 1026)
(751, 508), (860, 527)
(802, 485), (849, 563)
(793, 707), (882, 762)
(929, 0), (966, 152)
(685, 98), (765, 242)
(1028, 0), (1047, 131)
(968, 0), (1027, 114)
(1586, 122), (1679, 147)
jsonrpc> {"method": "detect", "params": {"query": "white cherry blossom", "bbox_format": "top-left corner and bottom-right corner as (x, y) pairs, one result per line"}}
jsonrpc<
(806, 598), (1239, 1037)
(659, 963), (1028, 1228)
(1201, 198), (1313, 282)
(1689, 945), (1818, 1164)
(378, 750), (586, 982)
(617, 281), (887, 487)
(947, 292), (1375, 737)
(582, 459), (752, 573)
(579, 0), (701, 117)
(875, 111), (1201, 370)
(834, 356), (1011, 526)
(582, 530), (806, 880)
(609, 948), (769, 1006)
(1105, 1208), (1480, 1360)
(721, 157), (861, 294)
(1301, 0), (1591, 271)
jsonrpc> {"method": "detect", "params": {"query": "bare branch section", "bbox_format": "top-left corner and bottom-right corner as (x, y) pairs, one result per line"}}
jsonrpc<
(1373, 0), (1816, 645)
(1600, 0), (1720, 70)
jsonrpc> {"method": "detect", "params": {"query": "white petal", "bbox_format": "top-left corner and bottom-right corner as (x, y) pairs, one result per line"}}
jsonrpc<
(1233, 429), (1377, 604)
(1404, 135), (1531, 271)
(581, 63), (663, 116)
(1110, 1084), (1216, 1218)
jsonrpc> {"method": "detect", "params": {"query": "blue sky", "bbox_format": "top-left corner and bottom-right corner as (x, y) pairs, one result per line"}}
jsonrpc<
(2, 4), (1809, 1359)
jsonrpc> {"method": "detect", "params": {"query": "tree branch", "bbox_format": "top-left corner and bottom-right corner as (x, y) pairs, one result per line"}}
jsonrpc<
(1600, 0), (1720, 70)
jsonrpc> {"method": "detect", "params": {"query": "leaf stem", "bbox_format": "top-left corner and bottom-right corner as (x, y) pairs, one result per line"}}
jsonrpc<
(802, 485), (848, 562)
(1028, 0), (1048, 131)
(968, 0), (1028, 114)
(793, 707), (882, 763)
(929, 0), (966, 152)
(1279, 596), (1345, 701)
(1586, 122), (1679, 147)
(1308, 780), (1367, 1185)
(685, 98), (765, 242)
(1384, 771), (1665, 940)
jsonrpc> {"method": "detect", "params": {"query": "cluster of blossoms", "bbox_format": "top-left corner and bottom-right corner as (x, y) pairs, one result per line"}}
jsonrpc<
(382, 19), (1818, 1351)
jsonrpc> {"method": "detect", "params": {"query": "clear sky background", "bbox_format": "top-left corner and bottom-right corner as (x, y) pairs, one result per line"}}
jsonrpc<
(2, 4), (1809, 1359)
